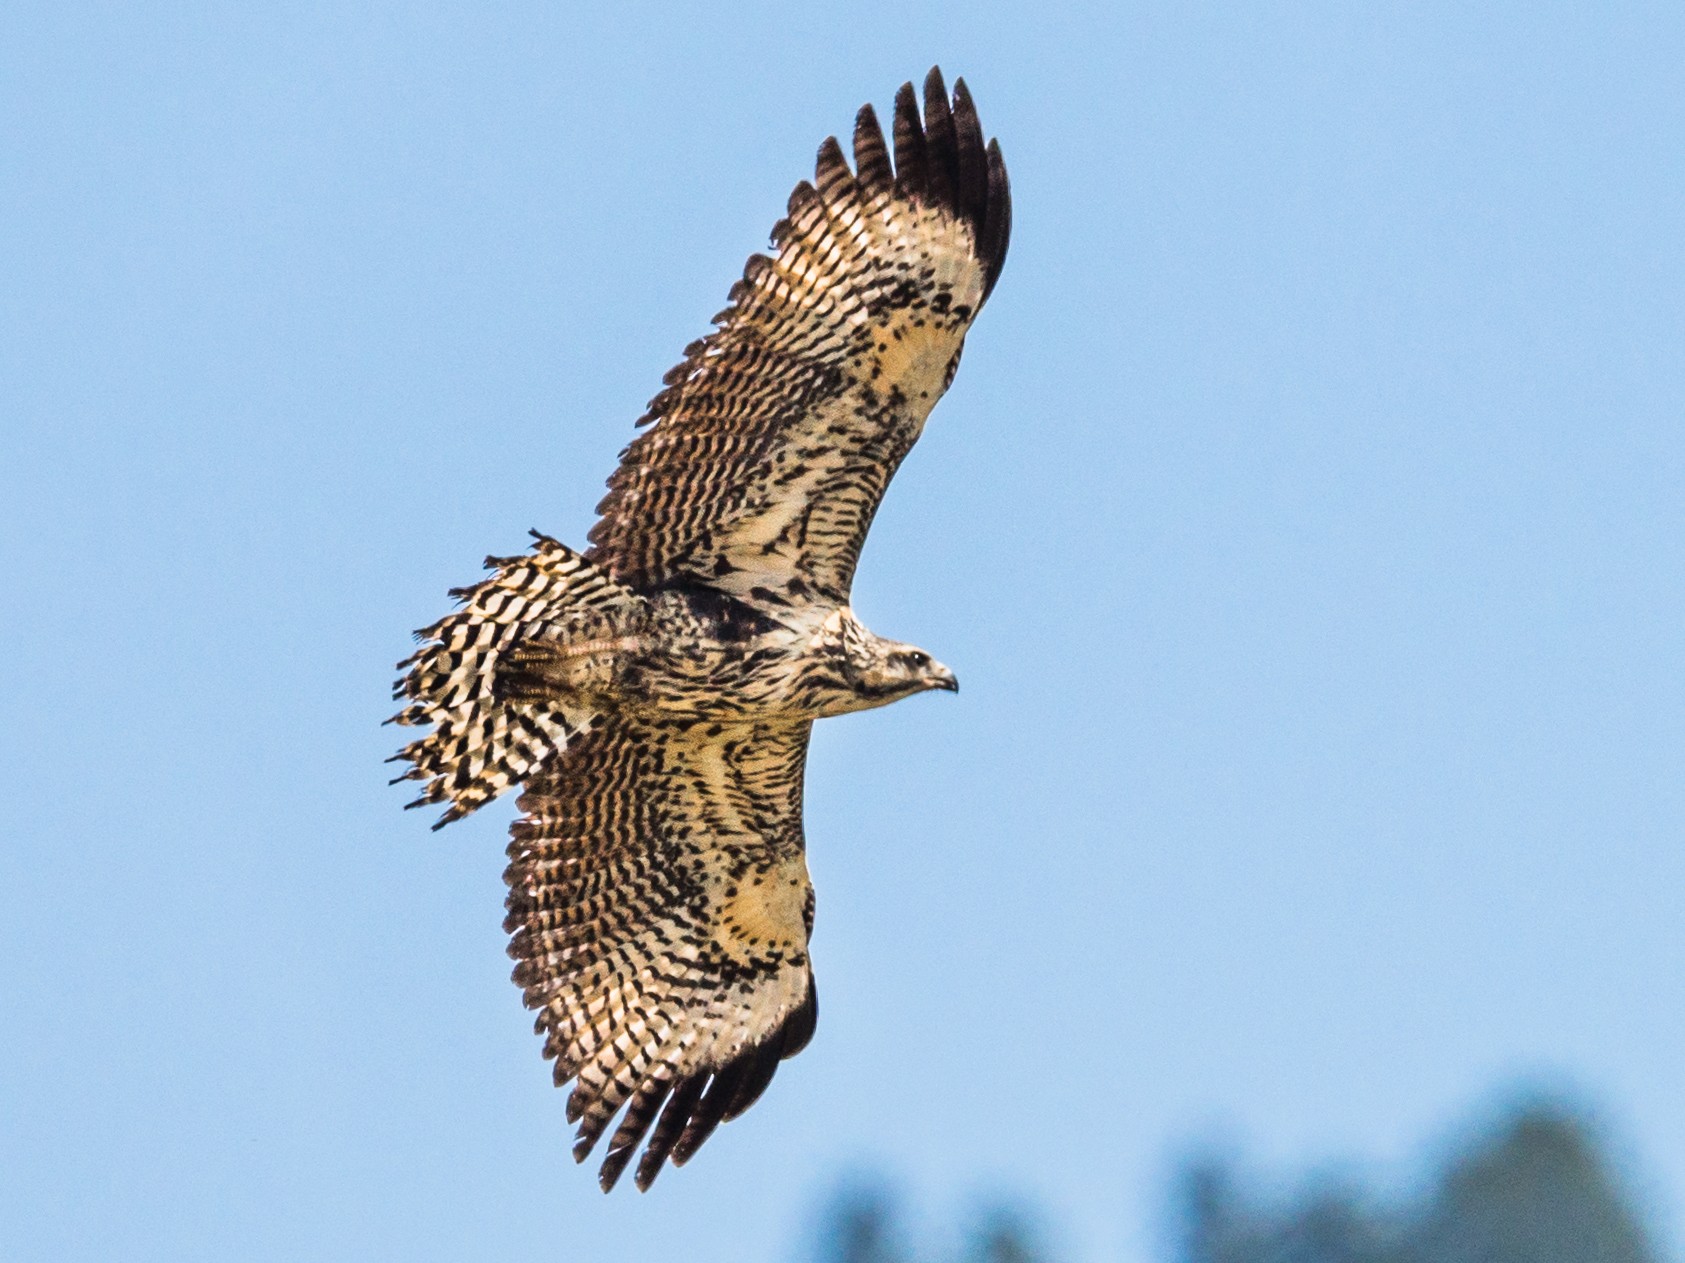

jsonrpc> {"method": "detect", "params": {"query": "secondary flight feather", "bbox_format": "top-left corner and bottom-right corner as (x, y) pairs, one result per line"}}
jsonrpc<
(388, 68), (1010, 1192)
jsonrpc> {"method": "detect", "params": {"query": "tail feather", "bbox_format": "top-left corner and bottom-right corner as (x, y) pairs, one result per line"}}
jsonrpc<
(388, 532), (643, 828)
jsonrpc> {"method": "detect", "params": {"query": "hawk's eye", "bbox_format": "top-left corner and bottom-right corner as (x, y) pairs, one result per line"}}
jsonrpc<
(907, 651), (929, 668)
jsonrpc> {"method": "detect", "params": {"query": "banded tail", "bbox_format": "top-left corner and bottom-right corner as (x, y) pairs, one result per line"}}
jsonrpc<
(387, 532), (644, 828)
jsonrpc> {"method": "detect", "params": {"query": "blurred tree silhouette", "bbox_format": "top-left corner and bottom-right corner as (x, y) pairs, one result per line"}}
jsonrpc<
(810, 1182), (1048, 1263)
(814, 1181), (912, 1263)
(1176, 1100), (1661, 1263)
(1178, 1159), (1404, 1263)
(1410, 1106), (1659, 1263)
(962, 1206), (1052, 1263)
(805, 1096), (1666, 1263)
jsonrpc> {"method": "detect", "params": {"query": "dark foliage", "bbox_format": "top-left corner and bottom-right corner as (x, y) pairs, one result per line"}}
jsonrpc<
(1176, 1100), (1661, 1263)
(805, 1096), (1665, 1263)
(811, 1183), (1048, 1263)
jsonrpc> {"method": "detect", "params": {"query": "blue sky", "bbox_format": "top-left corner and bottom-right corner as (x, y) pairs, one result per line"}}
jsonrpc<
(4, 4), (1681, 1261)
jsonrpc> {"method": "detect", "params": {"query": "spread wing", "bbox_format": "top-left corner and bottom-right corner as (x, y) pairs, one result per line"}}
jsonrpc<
(586, 68), (1011, 612)
(505, 715), (817, 1192)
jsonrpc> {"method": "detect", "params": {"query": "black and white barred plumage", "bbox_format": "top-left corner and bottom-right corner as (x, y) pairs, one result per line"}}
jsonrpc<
(388, 68), (1010, 1191)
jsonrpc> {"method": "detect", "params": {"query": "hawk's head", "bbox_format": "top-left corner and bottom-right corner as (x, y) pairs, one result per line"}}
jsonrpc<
(807, 609), (957, 712)
(852, 640), (959, 702)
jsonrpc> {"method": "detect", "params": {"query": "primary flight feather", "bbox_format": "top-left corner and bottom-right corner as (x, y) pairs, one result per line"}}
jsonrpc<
(388, 68), (1010, 1192)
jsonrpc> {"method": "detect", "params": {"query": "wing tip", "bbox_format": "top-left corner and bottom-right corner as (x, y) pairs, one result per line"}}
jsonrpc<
(888, 68), (1012, 303)
(553, 976), (820, 1192)
(814, 134), (854, 201)
(853, 102), (892, 192)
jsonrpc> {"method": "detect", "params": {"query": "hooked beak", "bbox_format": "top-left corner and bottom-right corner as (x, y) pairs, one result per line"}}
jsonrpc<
(929, 664), (959, 694)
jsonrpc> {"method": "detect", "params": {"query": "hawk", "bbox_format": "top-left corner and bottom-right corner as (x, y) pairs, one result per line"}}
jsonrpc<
(388, 68), (1010, 1192)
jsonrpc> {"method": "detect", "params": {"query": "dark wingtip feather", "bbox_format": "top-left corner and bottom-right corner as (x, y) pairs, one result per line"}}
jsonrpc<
(889, 71), (1011, 304)
(778, 976), (818, 1060)
(786, 180), (821, 218)
(921, 67), (956, 210)
(853, 104), (892, 192)
(951, 78), (989, 229)
(598, 1078), (673, 1193)
(634, 1073), (707, 1191)
(671, 1062), (746, 1166)
(572, 1091), (621, 1167)
(923, 66), (949, 117)
(980, 138), (1012, 301)
(742, 252), (774, 285)
(891, 81), (927, 196)
(814, 135), (854, 201)
(721, 1040), (782, 1123)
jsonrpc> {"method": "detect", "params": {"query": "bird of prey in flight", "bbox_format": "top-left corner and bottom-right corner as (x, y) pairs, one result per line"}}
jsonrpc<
(389, 67), (1010, 1192)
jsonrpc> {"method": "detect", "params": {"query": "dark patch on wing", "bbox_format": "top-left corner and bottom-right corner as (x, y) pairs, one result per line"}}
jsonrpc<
(654, 578), (791, 639)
